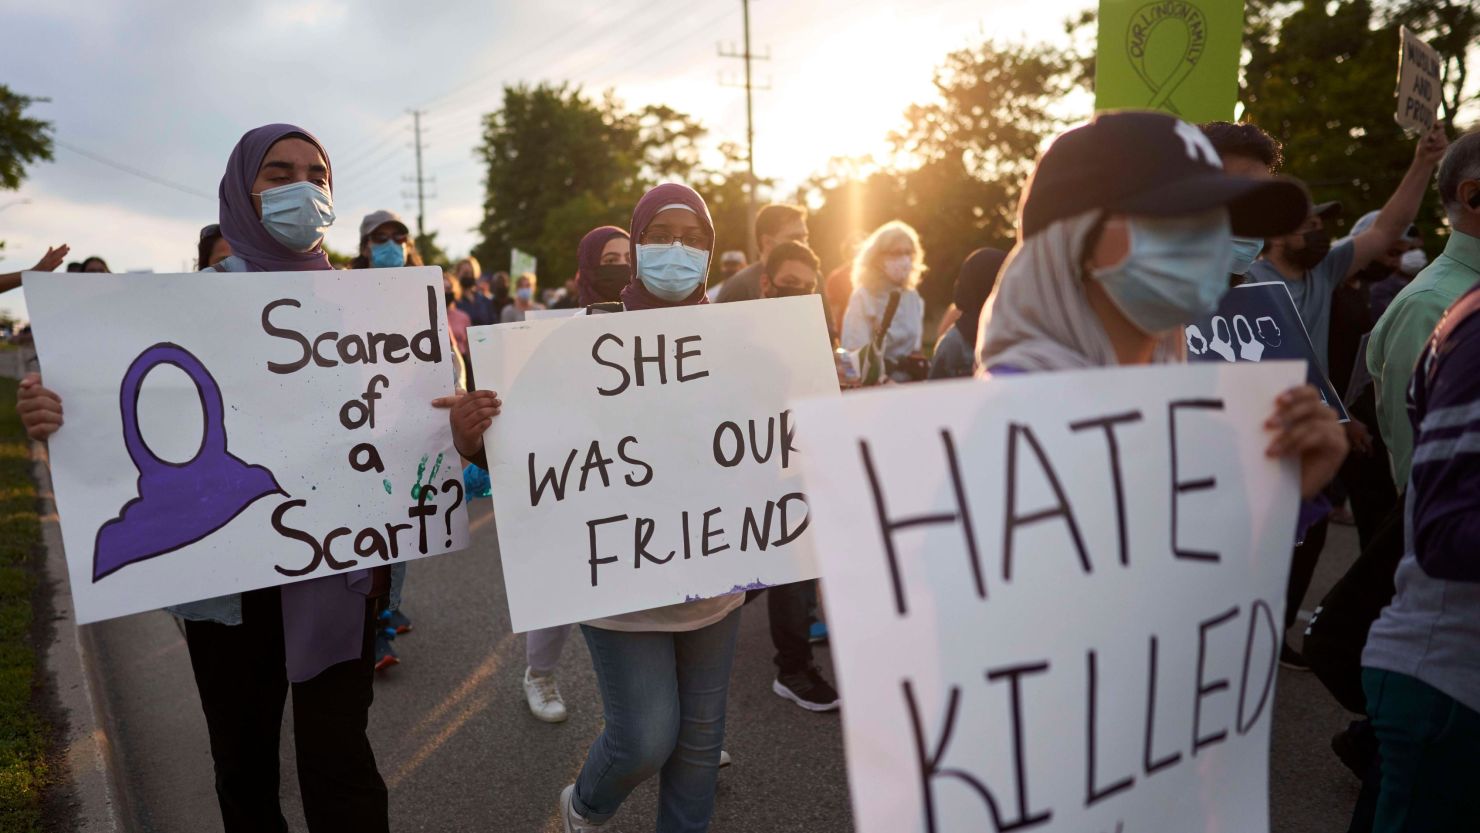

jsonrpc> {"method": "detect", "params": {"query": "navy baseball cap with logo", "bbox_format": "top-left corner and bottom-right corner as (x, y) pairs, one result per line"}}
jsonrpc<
(1019, 111), (1310, 239)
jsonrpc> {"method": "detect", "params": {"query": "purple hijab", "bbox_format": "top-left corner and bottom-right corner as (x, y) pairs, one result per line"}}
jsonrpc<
(218, 123), (334, 272)
(217, 124), (367, 682)
(577, 225), (629, 307)
(620, 183), (714, 311)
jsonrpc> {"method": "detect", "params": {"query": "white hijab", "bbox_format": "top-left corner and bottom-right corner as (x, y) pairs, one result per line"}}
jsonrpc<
(976, 211), (1185, 373)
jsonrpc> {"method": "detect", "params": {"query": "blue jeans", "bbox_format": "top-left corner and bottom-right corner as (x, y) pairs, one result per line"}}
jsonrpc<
(1363, 668), (1480, 832)
(574, 611), (742, 832)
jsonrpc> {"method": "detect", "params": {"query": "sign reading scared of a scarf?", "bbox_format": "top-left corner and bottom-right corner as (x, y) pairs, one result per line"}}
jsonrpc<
(1188, 282), (1350, 421)
(792, 361), (1303, 833)
(469, 295), (839, 632)
(1093, 0), (1245, 123)
(24, 267), (469, 624)
(1395, 27), (1442, 132)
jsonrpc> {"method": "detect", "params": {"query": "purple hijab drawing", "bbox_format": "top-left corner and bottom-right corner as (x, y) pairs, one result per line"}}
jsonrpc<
(93, 343), (282, 581)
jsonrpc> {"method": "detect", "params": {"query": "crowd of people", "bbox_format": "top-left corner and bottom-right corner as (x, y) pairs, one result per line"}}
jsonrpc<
(6, 103), (1477, 833)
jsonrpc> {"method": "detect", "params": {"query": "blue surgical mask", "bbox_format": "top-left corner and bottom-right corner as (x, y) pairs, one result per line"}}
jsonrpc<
(1229, 235), (1264, 276)
(636, 242), (709, 301)
(1092, 209), (1233, 335)
(369, 240), (406, 268)
(256, 181), (334, 252)
(515, 287), (533, 303)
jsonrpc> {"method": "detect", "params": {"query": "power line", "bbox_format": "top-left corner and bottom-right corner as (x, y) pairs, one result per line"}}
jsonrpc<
(54, 139), (214, 201)
(405, 110), (435, 237)
(719, 0), (770, 258)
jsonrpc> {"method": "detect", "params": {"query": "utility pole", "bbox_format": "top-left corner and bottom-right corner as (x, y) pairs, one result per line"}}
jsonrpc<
(404, 109), (435, 239)
(719, 0), (770, 262)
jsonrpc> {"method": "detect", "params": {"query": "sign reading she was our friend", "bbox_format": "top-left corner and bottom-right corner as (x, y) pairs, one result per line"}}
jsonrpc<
(24, 267), (469, 624)
(793, 361), (1303, 833)
(1395, 27), (1443, 132)
(469, 296), (839, 632)
(1187, 282), (1350, 422)
(1094, 0), (1245, 123)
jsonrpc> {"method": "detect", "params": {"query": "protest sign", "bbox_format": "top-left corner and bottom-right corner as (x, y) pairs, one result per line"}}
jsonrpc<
(1395, 27), (1442, 132)
(469, 295), (838, 632)
(510, 248), (537, 279)
(24, 267), (469, 623)
(1094, 0), (1244, 122)
(793, 361), (1303, 833)
(1188, 282), (1349, 421)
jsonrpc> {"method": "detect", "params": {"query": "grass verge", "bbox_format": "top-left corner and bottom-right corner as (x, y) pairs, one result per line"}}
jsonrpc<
(0, 377), (48, 831)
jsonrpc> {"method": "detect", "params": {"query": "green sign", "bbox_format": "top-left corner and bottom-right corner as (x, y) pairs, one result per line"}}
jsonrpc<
(1095, 0), (1245, 123)
(510, 248), (537, 279)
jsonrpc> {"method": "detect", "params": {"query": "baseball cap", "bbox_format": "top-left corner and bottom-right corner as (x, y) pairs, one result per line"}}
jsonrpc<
(359, 209), (409, 239)
(1019, 111), (1310, 239)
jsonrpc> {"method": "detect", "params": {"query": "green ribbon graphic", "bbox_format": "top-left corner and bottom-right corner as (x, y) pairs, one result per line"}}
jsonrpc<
(1125, 0), (1208, 116)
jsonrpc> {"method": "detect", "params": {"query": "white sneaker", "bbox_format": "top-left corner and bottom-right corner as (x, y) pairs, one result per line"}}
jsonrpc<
(524, 667), (569, 723)
(719, 749), (732, 768)
(561, 784), (603, 831)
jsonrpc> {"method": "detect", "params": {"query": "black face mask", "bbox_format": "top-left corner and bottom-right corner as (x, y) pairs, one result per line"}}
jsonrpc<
(592, 264), (631, 301)
(1291, 228), (1331, 270)
(459, 277), (476, 292)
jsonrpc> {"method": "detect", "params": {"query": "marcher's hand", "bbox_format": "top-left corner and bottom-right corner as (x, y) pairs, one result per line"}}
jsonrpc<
(435, 390), (501, 459)
(17, 373), (64, 442)
(1344, 420), (1373, 456)
(1265, 385), (1348, 499)
(31, 244), (70, 273)
(1415, 125), (1448, 168)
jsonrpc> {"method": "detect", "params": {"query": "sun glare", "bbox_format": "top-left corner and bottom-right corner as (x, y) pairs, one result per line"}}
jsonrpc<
(760, 11), (947, 183)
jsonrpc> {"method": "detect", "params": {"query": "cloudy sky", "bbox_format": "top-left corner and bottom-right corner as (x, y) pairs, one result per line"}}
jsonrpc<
(0, 0), (1100, 321)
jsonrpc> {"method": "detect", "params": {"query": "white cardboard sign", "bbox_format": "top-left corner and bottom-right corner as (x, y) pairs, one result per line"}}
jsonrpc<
(1396, 26), (1442, 131)
(522, 307), (581, 322)
(792, 361), (1303, 833)
(469, 295), (839, 631)
(25, 267), (469, 623)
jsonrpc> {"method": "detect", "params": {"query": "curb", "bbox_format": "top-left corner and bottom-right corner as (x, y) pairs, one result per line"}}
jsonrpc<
(15, 348), (131, 831)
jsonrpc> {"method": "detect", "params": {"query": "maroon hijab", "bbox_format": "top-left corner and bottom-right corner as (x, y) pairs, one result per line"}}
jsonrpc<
(577, 225), (629, 307)
(620, 183), (715, 311)
(219, 123), (334, 272)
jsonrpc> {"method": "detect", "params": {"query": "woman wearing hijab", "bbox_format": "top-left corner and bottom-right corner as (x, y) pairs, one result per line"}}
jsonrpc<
(929, 247), (1007, 379)
(575, 224), (633, 307)
(448, 184), (737, 832)
(976, 110), (1346, 502)
(519, 224), (633, 725)
(20, 124), (392, 833)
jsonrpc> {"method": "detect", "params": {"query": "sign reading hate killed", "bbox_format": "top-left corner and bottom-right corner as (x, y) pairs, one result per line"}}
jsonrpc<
(792, 362), (1303, 833)
(25, 267), (470, 624)
(469, 296), (839, 632)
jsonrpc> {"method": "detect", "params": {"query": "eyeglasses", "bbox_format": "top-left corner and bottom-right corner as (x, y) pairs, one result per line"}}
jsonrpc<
(640, 230), (712, 249)
(370, 230), (409, 245)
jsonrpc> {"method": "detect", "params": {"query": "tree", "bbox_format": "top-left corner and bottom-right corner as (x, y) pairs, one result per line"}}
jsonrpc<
(0, 86), (51, 191)
(473, 83), (635, 281)
(472, 84), (708, 283)
(1379, 0), (1479, 134)
(415, 229), (451, 268)
(801, 38), (1079, 312)
(1243, 0), (1451, 237)
(698, 141), (774, 278)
